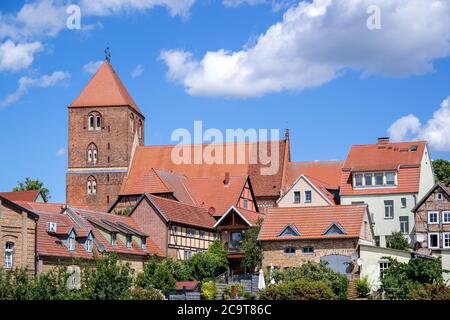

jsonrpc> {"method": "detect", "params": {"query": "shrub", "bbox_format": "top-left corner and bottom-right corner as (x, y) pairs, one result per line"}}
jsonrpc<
(131, 287), (165, 300)
(241, 219), (263, 272)
(410, 283), (450, 300)
(201, 281), (218, 300)
(273, 261), (349, 299)
(207, 240), (229, 274)
(259, 279), (336, 300)
(380, 257), (444, 299)
(355, 277), (370, 299)
(184, 252), (219, 281)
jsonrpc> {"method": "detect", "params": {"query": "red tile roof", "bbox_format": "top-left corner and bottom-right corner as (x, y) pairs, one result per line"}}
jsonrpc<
(340, 141), (426, 195)
(176, 281), (200, 291)
(285, 161), (343, 190)
(120, 168), (171, 195)
(185, 175), (249, 216)
(214, 206), (264, 228)
(258, 205), (367, 241)
(121, 140), (288, 199)
(69, 61), (143, 116)
(144, 195), (217, 230)
(14, 201), (64, 214)
(0, 190), (42, 202)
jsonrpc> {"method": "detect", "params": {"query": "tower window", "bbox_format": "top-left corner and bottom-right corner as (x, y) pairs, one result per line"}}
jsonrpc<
(87, 143), (98, 164)
(138, 119), (142, 138)
(130, 114), (135, 133)
(87, 176), (97, 195)
(87, 112), (102, 131)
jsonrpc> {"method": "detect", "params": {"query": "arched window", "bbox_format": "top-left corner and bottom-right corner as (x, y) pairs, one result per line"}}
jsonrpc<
(130, 114), (134, 133)
(87, 143), (98, 164)
(87, 176), (97, 195)
(138, 119), (143, 138)
(5, 242), (14, 269)
(87, 112), (102, 131)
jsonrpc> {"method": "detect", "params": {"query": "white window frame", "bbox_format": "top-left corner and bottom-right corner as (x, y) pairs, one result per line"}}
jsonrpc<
(443, 232), (450, 249)
(442, 211), (450, 224)
(428, 211), (439, 224)
(353, 171), (397, 188)
(384, 200), (394, 219)
(141, 237), (147, 249)
(379, 260), (391, 278)
(126, 235), (132, 248)
(88, 115), (95, 131)
(401, 197), (407, 208)
(399, 216), (409, 234)
(428, 232), (439, 249)
(95, 115), (102, 130)
(436, 193), (444, 201)
(68, 234), (76, 251)
(85, 238), (93, 252)
(111, 233), (117, 246)
(243, 198), (248, 209)
(305, 190), (312, 203)
(301, 246), (314, 255)
(283, 246), (296, 256)
(5, 242), (14, 269)
(184, 250), (193, 260)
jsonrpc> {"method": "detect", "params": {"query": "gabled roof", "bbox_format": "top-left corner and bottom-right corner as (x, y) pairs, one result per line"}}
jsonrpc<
(0, 190), (43, 202)
(69, 61), (143, 116)
(322, 222), (346, 235)
(130, 194), (216, 230)
(285, 161), (343, 189)
(340, 140), (427, 196)
(258, 205), (367, 241)
(120, 168), (172, 196)
(278, 174), (337, 205)
(412, 183), (450, 212)
(278, 224), (300, 237)
(121, 140), (288, 199)
(213, 206), (264, 228)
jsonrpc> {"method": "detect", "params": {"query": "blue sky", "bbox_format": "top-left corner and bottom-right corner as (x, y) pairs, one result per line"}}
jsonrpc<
(0, 0), (449, 202)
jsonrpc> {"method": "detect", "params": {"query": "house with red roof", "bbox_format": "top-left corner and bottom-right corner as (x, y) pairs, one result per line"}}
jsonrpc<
(0, 190), (46, 203)
(0, 194), (162, 275)
(258, 205), (374, 275)
(340, 137), (435, 247)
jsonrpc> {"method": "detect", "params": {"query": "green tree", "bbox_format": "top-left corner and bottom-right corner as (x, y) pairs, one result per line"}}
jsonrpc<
(207, 240), (229, 274)
(184, 252), (219, 280)
(201, 281), (218, 300)
(380, 257), (444, 299)
(386, 231), (410, 250)
(80, 253), (134, 300)
(241, 218), (263, 272)
(32, 267), (80, 300)
(135, 256), (176, 292)
(432, 159), (450, 183)
(13, 177), (50, 202)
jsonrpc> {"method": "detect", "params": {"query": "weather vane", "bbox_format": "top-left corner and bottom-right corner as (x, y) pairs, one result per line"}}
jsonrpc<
(105, 46), (111, 62)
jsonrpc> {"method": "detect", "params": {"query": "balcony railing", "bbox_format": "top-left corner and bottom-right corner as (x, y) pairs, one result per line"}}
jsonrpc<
(225, 241), (242, 252)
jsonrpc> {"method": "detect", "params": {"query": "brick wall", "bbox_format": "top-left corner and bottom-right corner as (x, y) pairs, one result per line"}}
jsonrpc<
(130, 198), (168, 256)
(261, 238), (358, 269)
(66, 105), (144, 211)
(0, 202), (37, 274)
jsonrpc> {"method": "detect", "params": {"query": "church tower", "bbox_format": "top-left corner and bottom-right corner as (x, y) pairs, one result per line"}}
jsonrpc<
(66, 56), (145, 211)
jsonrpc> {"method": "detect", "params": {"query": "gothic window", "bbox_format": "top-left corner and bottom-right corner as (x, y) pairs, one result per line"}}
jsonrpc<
(130, 114), (135, 133)
(88, 112), (102, 131)
(87, 143), (98, 164)
(87, 176), (97, 195)
(138, 119), (142, 138)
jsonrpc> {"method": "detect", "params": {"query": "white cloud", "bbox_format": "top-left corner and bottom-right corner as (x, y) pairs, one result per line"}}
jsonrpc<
(161, 0), (450, 98)
(0, 71), (71, 107)
(0, 0), (67, 40)
(222, 0), (268, 7)
(131, 64), (144, 78)
(388, 96), (450, 152)
(0, 40), (43, 72)
(79, 0), (196, 17)
(82, 60), (103, 74)
(56, 147), (66, 156)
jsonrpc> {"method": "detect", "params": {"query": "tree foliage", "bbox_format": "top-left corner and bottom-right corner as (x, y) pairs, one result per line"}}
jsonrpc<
(380, 257), (444, 299)
(432, 159), (450, 183)
(201, 281), (218, 300)
(386, 231), (410, 250)
(273, 261), (349, 299)
(241, 219), (263, 272)
(259, 279), (336, 300)
(13, 177), (50, 202)
(135, 256), (176, 292)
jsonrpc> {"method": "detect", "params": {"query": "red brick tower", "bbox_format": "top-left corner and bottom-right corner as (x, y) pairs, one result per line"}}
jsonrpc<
(66, 58), (145, 211)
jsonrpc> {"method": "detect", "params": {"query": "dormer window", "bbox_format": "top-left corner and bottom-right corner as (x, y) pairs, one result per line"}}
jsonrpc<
(141, 236), (147, 249)
(68, 231), (76, 251)
(279, 224), (300, 237)
(111, 233), (117, 246)
(85, 233), (94, 252)
(126, 235), (132, 248)
(353, 171), (397, 188)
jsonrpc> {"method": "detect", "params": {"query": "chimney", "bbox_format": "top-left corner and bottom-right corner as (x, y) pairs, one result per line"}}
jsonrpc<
(377, 137), (390, 144)
(223, 172), (230, 186)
